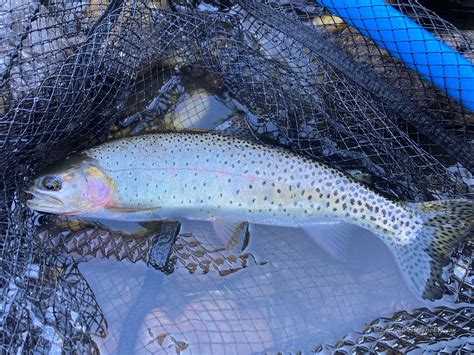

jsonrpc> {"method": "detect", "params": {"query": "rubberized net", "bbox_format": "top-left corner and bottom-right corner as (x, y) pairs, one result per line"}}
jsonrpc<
(1, 0), (472, 352)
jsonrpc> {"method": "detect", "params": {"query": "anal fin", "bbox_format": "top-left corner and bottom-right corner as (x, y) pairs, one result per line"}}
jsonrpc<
(302, 222), (358, 262)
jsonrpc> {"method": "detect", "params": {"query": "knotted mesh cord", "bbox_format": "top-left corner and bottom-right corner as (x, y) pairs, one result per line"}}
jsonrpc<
(314, 307), (474, 353)
(0, 0), (473, 352)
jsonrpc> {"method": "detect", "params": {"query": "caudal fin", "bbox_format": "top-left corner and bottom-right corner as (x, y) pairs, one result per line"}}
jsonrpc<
(396, 200), (473, 300)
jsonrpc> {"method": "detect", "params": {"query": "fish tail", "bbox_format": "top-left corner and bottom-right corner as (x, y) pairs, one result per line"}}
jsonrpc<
(394, 200), (473, 300)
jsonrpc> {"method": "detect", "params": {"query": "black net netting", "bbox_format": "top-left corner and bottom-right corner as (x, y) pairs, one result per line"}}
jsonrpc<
(1, 0), (473, 352)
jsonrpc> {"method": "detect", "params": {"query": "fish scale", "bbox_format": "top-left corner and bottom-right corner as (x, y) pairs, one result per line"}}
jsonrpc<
(86, 132), (416, 239)
(26, 132), (473, 300)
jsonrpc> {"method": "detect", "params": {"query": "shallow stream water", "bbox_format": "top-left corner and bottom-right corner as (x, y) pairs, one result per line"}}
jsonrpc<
(80, 221), (426, 353)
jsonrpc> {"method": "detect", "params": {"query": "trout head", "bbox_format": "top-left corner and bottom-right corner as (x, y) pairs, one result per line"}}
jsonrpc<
(26, 156), (115, 215)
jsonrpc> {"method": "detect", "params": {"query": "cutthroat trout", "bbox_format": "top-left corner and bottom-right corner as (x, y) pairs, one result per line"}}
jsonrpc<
(26, 132), (473, 300)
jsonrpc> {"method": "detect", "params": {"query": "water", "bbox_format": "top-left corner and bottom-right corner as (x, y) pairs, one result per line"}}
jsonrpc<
(80, 221), (425, 353)
(162, 90), (236, 131)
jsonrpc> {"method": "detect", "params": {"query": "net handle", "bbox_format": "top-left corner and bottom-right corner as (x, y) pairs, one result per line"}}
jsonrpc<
(315, 0), (474, 112)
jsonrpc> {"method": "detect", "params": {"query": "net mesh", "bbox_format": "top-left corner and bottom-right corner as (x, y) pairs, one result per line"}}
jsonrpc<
(0, 0), (473, 352)
(315, 306), (474, 353)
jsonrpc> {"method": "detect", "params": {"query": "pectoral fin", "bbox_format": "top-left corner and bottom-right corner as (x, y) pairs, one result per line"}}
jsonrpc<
(211, 220), (250, 252)
(105, 205), (159, 213)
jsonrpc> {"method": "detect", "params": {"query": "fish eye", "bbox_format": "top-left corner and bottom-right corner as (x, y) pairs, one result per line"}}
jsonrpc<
(42, 176), (62, 191)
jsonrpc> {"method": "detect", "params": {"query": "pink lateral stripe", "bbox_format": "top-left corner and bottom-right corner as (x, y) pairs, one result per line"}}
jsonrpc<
(152, 166), (265, 182)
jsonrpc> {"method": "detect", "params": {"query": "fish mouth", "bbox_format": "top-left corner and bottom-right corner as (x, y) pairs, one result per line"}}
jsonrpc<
(25, 190), (65, 211)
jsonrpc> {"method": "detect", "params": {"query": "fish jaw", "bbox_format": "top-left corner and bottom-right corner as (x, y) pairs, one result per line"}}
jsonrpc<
(25, 190), (66, 213)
